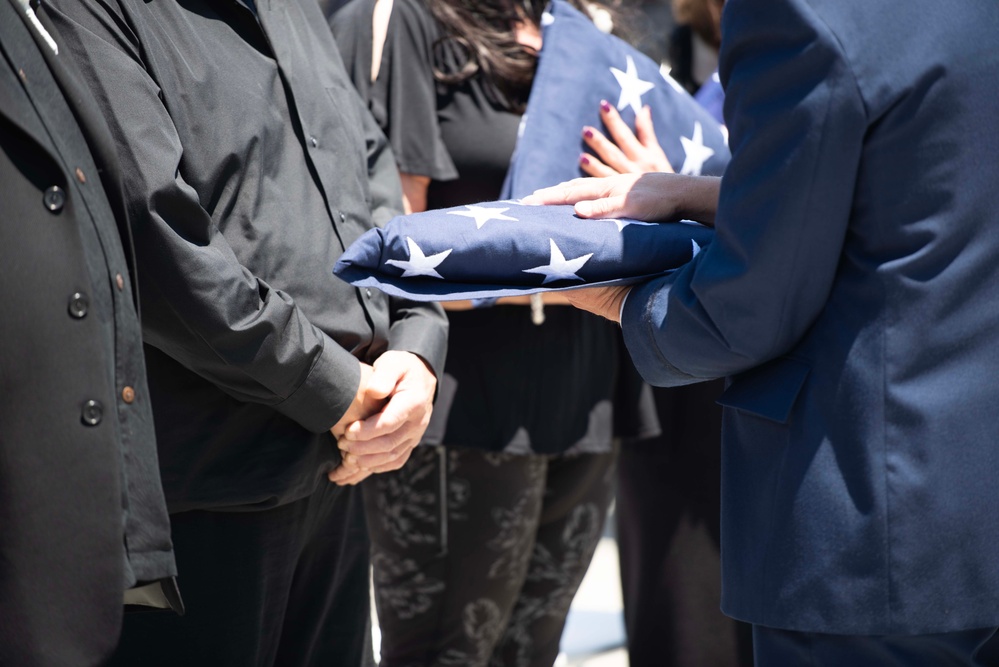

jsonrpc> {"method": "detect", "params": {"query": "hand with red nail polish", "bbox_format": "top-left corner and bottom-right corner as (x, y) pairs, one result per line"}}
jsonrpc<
(580, 103), (673, 178)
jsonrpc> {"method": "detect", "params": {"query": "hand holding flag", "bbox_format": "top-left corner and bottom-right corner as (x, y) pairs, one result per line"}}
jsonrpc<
(580, 102), (674, 177)
(501, 0), (730, 200)
(523, 172), (721, 225)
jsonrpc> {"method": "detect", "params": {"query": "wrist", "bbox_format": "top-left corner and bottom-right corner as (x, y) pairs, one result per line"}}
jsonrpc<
(676, 175), (720, 225)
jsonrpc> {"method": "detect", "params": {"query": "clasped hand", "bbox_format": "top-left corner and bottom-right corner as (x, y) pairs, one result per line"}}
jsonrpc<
(328, 351), (436, 485)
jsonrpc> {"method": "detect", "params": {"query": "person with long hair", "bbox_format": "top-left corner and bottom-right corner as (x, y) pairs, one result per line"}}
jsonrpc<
(331, 1), (650, 664)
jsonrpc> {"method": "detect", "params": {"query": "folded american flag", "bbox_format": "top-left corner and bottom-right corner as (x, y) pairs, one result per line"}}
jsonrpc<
(334, 0), (727, 301)
(334, 201), (713, 301)
(501, 0), (730, 199)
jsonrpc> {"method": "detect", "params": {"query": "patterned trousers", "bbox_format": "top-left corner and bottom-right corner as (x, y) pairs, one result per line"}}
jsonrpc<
(362, 444), (619, 667)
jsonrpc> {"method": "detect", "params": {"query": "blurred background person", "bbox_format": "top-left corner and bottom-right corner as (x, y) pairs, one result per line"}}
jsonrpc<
(667, 0), (722, 92)
(331, 0), (657, 664)
(668, 0), (724, 123)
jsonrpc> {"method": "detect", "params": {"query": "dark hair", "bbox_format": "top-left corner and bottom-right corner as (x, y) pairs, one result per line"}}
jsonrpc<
(425, 0), (618, 110)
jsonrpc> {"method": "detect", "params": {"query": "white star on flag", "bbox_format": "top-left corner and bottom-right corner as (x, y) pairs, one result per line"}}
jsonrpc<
(679, 121), (716, 176)
(385, 237), (452, 279)
(691, 239), (702, 259)
(523, 239), (593, 284)
(610, 55), (655, 115)
(447, 205), (519, 229)
(541, 11), (555, 26)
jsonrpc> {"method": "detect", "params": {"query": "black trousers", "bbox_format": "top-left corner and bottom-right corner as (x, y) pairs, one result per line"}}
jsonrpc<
(754, 625), (999, 667)
(363, 444), (618, 667)
(109, 482), (373, 667)
(616, 381), (754, 667)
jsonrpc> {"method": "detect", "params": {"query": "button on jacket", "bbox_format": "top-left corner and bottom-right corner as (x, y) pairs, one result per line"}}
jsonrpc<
(0, 0), (178, 663)
(46, 0), (448, 511)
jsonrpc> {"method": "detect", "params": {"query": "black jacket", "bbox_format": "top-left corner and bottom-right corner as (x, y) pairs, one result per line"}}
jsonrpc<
(0, 1), (177, 664)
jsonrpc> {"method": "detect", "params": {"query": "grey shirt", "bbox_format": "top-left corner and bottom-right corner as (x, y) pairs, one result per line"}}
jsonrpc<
(45, 0), (448, 512)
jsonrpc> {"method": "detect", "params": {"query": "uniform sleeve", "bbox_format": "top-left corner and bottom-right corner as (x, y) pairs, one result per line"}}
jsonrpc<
(332, 0), (458, 181)
(46, 0), (361, 433)
(621, 0), (867, 385)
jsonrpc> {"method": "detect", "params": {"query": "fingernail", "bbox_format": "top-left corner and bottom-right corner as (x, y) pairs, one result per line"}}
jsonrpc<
(600, 100), (611, 112)
(579, 154), (590, 165)
(583, 127), (593, 139)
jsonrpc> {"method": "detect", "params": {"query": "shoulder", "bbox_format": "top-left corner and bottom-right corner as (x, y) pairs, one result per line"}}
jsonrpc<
(730, 0), (990, 121)
(392, 0), (437, 32)
(387, 0), (441, 58)
(720, 0), (862, 100)
(46, 0), (143, 62)
(330, 0), (373, 37)
(334, 0), (439, 45)
(333, 0), (441, 79)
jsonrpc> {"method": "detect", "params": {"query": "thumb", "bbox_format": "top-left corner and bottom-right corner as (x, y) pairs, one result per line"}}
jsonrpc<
(363, 364), (398, 401)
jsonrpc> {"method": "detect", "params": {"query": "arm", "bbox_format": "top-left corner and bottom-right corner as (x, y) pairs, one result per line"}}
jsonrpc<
(524, 171), (720, 225)
(46, 0), (368, 433)
(621, 0), (867, 385)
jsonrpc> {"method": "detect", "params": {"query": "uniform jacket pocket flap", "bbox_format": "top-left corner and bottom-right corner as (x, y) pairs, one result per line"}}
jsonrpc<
(717, 357), (810, 424)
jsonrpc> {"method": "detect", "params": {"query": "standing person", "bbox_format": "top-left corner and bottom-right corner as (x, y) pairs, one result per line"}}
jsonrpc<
(44, 0), (449, 665)
(0, 0), (179, 663)
(331, 0), (642, 664)
(528, 0), (999, 664)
